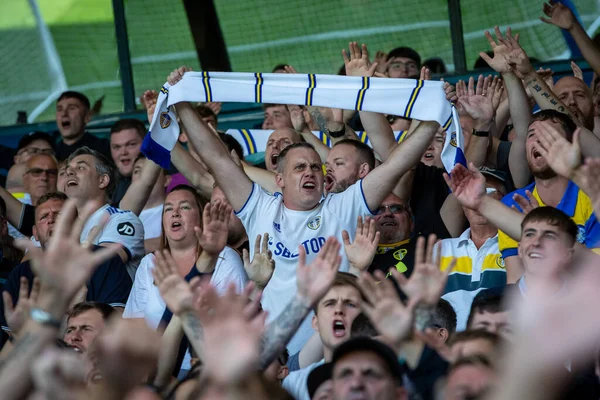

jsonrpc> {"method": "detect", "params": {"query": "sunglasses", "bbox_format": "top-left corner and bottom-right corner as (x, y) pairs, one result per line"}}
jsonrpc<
(375, 204), (408, 215)
(26, 168), (58, 177)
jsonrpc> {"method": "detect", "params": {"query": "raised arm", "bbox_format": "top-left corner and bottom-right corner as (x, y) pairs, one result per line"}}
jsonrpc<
(288, 104), (330, 161)
(171, 143), (214, 199)
(0, 186), (25, 230)
(118, 159), (161, 215)
(344, 42), (397, 161)
(541, 1), (600, 75)
(169, 68), (253, 212)
(258, 237), (340, 368)
(362, 120), (439, 211)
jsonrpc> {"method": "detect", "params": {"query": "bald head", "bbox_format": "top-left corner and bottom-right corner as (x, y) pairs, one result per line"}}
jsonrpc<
(554, 76), (594, 129)
(265, 128), (303, 172)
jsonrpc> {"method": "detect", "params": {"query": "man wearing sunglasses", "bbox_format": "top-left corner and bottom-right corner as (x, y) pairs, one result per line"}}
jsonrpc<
(439, 167), (508, 330)
(22, 154), (58, 207)
(369, 193), (416, 278)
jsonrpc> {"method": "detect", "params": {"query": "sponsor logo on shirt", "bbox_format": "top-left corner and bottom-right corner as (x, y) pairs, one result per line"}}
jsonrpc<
(577, 225), (586, 244)
(273, 236), (326, 259)
(273, 222), (281, 233)
(117, 222), (136, 236)
(307, 216), (322, 230)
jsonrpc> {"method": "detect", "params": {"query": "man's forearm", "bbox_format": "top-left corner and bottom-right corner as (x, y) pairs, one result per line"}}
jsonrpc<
(180, 311), (204, 361)
(523, 73), (569, 115)
(0, 187), (24, 229)
(119, 160), (161, 215)
(171, 143), (214, 199)
(359, 111), (397, 161)
(478, 196), (524, 240)
(258, 294), (310, 369)
(569, 23), (600, 75)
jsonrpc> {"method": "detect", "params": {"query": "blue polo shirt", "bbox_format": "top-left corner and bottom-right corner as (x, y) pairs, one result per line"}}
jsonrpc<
(498, 181), (600, 259)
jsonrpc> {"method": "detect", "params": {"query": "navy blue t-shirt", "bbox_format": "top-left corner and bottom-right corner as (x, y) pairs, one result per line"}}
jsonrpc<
(0, 245), (132, 349)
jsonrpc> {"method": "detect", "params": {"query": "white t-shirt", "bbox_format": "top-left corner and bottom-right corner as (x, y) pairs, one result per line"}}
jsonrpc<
(139, 204), (164, 240)
(282, 360), (324, 400)
(80, 204), (145, 279)
(123, 246), (247, 370)
(236, 181), (373, 354)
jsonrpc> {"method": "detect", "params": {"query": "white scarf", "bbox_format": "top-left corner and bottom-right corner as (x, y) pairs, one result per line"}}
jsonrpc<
(141, 72), (464, 171)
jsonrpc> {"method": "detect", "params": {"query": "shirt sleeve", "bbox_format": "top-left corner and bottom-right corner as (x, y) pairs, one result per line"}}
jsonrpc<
(123, 255), (153, 318)
(86, 251), (133, 308)
(498, 229), (519, 259)
(583, 212), (600, 249)
(235, 183), (275, 235)
(98, 212), (145, 262)
(325, 179), (376, 220)
(286, 351), (301, 372)
(210, 247), (248, 295)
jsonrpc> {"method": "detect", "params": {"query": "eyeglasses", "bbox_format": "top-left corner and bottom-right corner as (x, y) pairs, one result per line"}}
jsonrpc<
(26, 168), (58, 177)
(388, 61), (418, 72)
(17, 147), (54, 157)
(376, 204), (408, 215)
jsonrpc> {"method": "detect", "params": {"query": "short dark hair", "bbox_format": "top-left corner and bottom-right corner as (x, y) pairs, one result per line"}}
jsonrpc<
(449, 329), (500, 348)
(110, 118), (146, 138)
(521, 206), (579, 246)
(196, 105), (218, 122)
(314, 272), (366, 315)
(36, 191), (67, 208)
(218, 132), (244, 160)
(429, 299), (457, 335)
(387, 47), (421, 67)
(333, 139), (375, 170)
(466, 290), (507, 328)
(57, 91), (90, 110)
(423, 57), (447, 74)
(276, 142), (317, 173)
(530, 109), (577, 142)
(351, 313), (379, 338)
(67, 146), (117, 198)
(448, 354), (494, 375)
(67, 301), (114, 321)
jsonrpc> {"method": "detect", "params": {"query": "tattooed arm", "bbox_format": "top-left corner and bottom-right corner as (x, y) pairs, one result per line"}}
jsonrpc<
(181, 311), (204, 360)
(258, 237), (342, 369)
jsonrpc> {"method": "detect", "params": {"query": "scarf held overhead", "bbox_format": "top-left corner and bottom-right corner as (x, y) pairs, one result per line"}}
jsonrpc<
(141, 71), (464, 171)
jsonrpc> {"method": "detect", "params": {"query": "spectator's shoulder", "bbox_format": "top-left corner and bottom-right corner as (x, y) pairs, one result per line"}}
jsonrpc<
(502, 182), (536, 207)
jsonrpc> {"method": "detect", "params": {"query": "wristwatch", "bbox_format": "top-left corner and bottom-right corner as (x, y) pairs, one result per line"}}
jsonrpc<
(328, 126), (346, 138)
(472, 129), (490, 137)
(30, 308), (62, 329)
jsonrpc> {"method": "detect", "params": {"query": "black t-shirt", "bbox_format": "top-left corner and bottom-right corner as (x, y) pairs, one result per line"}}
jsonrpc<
(111, 176), (132, 207)
(0, 246), (132, 349)
(410, 163), (451, 239)
(369, 239), (416, 278)
(55, 132), (111, 162)
(17, 204), (35, 237)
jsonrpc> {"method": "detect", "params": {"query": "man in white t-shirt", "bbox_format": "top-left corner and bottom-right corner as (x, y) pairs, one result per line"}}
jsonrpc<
(65, 147), (144, 279)
(170, 66), (440, 353)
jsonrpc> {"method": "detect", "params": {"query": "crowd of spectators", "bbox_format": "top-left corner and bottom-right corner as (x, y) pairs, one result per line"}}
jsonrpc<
(1, 2), (600, 399)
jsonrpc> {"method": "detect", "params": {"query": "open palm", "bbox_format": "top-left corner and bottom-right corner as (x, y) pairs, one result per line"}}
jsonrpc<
(342, 216), (380, 272)
(153, 250), (195, 315)
(196, 200), (231, 256)
(443, 163), (487, 211)
(296, 237), (341, 306)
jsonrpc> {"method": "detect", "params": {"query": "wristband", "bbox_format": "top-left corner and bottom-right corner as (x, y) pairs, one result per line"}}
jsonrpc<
(30, 308), (62, 329)
(328, 126), (346, 138)
(472, 129), (490, 137)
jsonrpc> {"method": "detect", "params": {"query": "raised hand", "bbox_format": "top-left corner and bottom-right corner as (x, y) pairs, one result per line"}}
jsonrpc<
(442, 80), (458, 103)
(14, 200), (119, 312)
(443, 163), (488, 211)
(197, 283), (267, 384)
(152, 249), (196, 315)
(343, 42), (377, 77)
(457, 75), (495, 131)
(540, 1), (576, 30)
(194, 200), (231, 256)
(393, 234), (454, 305)
(31, 348), (91, 399)
(287, 104), (308, 132)
(283, 65), (299, 74)
(243, 233), (275, 288)
(342, 216), (380, 273)
(490, 76), (504, 111)
(2, 277), (39, 336)
(420, 66), (431, 81)
(512, 190), (540, 214)
(374, 50), (390, 75)
(167, 65), (192, 86)
(537, 67), (555, 90)
(534, 121), (581, 179)
(296, 237), (342, 307)
(141, 90), (159, 123)
(571, 61), (584, 80)
(358, 270), (420, 347)
(92, 318), (160, 392)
